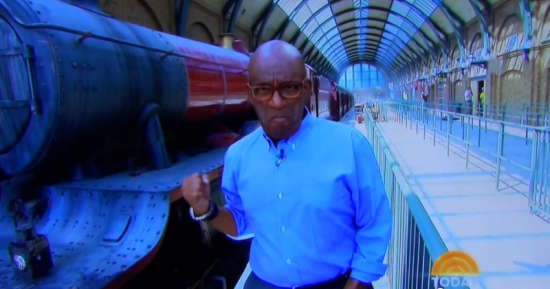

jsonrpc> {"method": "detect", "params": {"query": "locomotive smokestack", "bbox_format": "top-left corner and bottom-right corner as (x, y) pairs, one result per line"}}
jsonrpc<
(219, 33), (235, 50)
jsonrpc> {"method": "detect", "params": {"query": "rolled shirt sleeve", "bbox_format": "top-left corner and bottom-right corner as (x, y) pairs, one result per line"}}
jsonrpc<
(221, 146), (249, 237)
(349, 130), (392, 283)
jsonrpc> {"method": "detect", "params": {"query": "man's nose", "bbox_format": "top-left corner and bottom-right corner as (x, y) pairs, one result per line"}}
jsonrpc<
(270, 90), (284, 107)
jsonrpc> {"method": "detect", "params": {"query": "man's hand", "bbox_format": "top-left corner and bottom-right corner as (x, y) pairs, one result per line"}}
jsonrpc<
(343, 279), (372, 289)
(181, 173), (211, 215)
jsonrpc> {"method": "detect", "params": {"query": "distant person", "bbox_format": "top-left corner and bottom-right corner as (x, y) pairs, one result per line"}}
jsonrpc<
(464, 86), (473, 115)
(180, 40), (392, 289)
(479, 87), (485, 116)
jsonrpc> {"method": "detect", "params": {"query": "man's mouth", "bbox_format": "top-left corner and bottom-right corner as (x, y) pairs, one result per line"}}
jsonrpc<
(271, 116), (289, 123)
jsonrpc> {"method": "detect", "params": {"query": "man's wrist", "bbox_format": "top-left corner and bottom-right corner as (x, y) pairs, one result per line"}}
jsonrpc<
(190, 201), (219, 222)
(192, 202), (211, 216)
(190, 201), (213, 220)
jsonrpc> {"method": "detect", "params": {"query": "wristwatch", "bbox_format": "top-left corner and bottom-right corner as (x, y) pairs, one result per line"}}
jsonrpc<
(189, 200), (219, 221)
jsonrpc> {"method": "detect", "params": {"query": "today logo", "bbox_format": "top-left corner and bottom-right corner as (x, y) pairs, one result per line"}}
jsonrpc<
(430, 251), (479, 288)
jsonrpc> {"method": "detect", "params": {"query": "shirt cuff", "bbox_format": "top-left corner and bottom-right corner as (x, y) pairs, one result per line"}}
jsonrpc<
(224, 204), (247, 236)
(349, 271), (380, 285)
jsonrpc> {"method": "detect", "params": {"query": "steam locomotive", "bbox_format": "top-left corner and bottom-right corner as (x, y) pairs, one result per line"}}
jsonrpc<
(0, 0), (354, 288)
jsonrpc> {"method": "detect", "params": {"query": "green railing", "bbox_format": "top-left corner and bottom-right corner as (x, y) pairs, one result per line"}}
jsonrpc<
(362, 108), (452, 289)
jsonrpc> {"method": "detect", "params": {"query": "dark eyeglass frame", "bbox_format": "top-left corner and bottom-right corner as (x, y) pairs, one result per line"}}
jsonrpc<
(247, 78), (308, 101)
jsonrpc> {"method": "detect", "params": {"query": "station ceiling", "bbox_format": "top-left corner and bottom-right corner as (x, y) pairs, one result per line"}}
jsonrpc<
(203, 0), (497, 79)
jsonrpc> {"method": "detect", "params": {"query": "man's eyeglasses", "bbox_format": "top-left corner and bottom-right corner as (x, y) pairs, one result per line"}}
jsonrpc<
(247, 79), (307, 101)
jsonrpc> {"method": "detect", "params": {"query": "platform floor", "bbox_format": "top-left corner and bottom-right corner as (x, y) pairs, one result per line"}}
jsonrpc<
(355, 117), (550, 289)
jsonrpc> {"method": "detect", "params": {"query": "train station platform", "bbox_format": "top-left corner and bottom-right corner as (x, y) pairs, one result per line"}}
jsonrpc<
(356, 102), (550, 289)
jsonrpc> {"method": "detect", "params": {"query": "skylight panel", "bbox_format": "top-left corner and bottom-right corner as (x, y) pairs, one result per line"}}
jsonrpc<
(385, 25), (399, 35)
(309, 29), (324, 44)
(292, 5), (313, 27)
(382, 31), (394, 41)
(387, 14), (403, 27)
(302, 21), (317, 37)
(321, 19), (337, 33)
(407, 10), (425, 27)
(407, 0), (437, 15)
(401, 21), (417, 36)
(306, 0), (327, 12)
(329, 36), (340, 45)
(276, 0), (346, 73)
(332, 41), (344, 51)
(378, 45), (395, 58)
(326, 46), (343, 60)
(315, 7), (333, 24)
(377, 46), (394, 59)
(391, 1), (410, 17)
(376, 55), (391, 66)
(325, 28), (339, 39)
(396, 30), (410, 44)
(334, 57), (346, 67)
(380, 38), (392, 46)
(319, 41), (332, 54)
(277, 0), (301, 15)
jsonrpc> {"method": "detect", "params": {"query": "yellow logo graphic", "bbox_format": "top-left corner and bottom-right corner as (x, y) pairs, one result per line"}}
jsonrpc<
(430, 251), (479, 288)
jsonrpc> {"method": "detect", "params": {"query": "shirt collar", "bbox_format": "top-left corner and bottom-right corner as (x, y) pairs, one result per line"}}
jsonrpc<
(261, 106), (313, 151)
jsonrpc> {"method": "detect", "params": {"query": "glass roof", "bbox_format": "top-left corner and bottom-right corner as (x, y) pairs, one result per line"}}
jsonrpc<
(276, 0), (346, 70)
(354, 0), (369, 65)
(374, 0), (437, 67)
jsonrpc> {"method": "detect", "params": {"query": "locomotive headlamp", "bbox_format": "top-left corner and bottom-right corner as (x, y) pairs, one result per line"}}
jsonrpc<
(12, 254), (27, 271)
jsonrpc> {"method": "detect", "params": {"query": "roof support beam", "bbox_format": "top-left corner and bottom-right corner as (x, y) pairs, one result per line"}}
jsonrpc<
(284, 4), (448, 46)
(335, 50), (406, 72)
(519, 0), (533, 57)
(315, 31), (419, 63)
(388, 1), (469, 72)
(343, 57), (401, 75)
(303, 23), (426, 71)
(466, 0), (491, 58)
(222, 0), (243, 33)
(175, 0), (191, 36)
(270, 0), (310, 39)
(336, 55), (396, 73)
(328, 43), (410, 67)
(309, 18), (434, 60)
(431, 2), (466, 70)
(251, 1), (277, 50)
(476, 0), (491, 13)
(294, 13), (438, 54)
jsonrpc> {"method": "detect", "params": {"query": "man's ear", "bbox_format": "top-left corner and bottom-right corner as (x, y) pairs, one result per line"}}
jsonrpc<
(303, 78), (312, 93)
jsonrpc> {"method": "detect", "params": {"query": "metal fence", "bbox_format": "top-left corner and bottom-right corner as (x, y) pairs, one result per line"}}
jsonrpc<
(428, 100), (549, 127)
(375, 100), (550, 223)
(362, 108), (450, 289)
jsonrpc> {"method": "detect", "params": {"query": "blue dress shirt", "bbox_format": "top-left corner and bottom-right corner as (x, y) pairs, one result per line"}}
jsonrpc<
(222, 110), (392, 287)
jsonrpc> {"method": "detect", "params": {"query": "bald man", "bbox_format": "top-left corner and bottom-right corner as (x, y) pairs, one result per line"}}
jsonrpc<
(181, 40), (392, 289)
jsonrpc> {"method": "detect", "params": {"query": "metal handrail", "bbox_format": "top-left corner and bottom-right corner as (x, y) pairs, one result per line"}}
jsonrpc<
(361, 108), (450, 289)
(375, 100), (550, 223)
